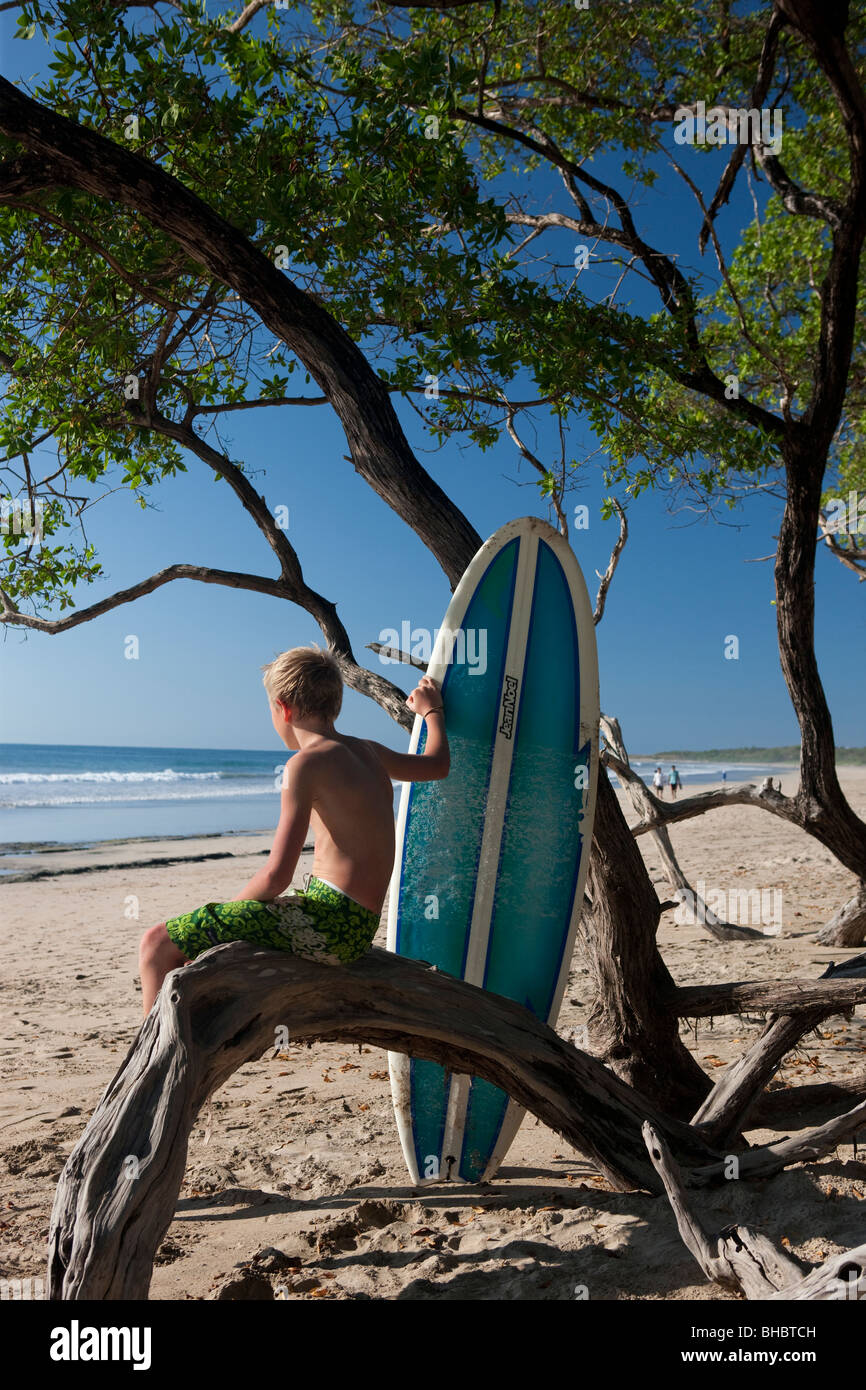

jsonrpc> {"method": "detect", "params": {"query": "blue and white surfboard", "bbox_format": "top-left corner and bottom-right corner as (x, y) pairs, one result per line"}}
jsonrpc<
(387, 516), (600, 1184)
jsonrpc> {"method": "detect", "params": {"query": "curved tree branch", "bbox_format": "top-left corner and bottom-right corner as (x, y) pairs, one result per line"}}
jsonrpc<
(47, 940), (723, 1297)
(629, 778), (799, 836)
(2, 401), (416, 726)
(366, 640), (428, 672)
(451, 107), (786, 442)
(503, 408), (567, 535)
(644, 1121), (866, 1299)
(691, 955), (866, 1145)
(698, 12), (785, 251)
(592, 501), (627, 625)
(0, 562), (293, 631)
(0, 76), (483, 589)
(675, 973), (866, 1019)
(47, 940), (864, 1299)
(228, 0), (269, 32)
(601, 714), (763, 941)
(820, 514), (866, 579)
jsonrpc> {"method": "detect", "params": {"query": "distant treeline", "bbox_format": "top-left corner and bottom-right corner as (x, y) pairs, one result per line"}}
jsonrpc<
(638, 747), (866, 764)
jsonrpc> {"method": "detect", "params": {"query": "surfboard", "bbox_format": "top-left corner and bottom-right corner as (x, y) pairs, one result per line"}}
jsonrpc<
(386, 516), (599, 1184)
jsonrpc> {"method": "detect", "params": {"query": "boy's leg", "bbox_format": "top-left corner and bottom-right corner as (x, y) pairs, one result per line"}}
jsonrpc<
(139, 923), (189, 1018)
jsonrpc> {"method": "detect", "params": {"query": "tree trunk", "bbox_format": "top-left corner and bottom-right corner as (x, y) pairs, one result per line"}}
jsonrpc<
(775, 445), (866, 885)
(582, 774), (712, 1117)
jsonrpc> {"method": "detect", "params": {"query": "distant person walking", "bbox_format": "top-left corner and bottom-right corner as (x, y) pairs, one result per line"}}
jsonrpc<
(652, 766), (664, 797)
(669, 764), (682, 798)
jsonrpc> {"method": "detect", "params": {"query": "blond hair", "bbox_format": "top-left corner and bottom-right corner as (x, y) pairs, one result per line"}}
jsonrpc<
(262, 645), (343, 721)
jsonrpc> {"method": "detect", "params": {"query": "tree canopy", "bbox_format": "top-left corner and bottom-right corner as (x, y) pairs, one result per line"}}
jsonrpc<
(3, 0), (865, 611)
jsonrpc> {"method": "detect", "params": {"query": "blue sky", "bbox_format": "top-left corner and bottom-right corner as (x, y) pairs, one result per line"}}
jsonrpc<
(1, 6), (863, 754)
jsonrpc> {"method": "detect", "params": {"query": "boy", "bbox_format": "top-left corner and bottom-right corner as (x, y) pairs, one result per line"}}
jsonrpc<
(139, 646), (449, 1016)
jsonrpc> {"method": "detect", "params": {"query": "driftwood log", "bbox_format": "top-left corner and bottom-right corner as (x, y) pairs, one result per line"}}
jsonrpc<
(750, 1076), (866, 1126)
(48, 942), (722, 1299)
(673, 972), (866, 1017)
(600, 715), (764, 942)
(49, 943), (866, 1300)
(816, 885), (866, 947)
(629, 777), (866, 948)
(644, 1123), (866, 1300)
(691, 953), (866, 1146)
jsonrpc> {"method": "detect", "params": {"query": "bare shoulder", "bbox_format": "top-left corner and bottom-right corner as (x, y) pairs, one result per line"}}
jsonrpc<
(335, 735), (371, 763)
(348, 736), (392, 770)
(339, 733), (377, 758)
(338, 736), (394, 783)
(301, 736), (383, 783)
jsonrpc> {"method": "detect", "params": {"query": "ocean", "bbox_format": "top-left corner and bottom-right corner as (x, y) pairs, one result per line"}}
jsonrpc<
(0, 742), (287, 849)
(0, 742), (797, 853)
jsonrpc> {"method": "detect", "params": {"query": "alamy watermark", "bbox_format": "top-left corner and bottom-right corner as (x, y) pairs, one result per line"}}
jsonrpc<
(674, 880), (782, 934)
(377, 622), (488, 675)
(824, 490), (865, 536)
(1, 1275), (45, 1299)
(674, 101), (783, 155)
(1, 496), (44, 542)
(49, 1321), (151, 1369)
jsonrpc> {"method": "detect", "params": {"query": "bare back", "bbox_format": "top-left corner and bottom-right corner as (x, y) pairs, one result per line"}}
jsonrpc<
(303, 734), (395, 913)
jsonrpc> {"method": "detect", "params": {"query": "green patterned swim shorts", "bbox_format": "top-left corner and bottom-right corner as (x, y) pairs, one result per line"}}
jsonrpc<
(165, 876), (381, 966)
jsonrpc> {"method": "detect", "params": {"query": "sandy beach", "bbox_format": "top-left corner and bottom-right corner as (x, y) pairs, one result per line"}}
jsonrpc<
(2, 770), (865, 1302)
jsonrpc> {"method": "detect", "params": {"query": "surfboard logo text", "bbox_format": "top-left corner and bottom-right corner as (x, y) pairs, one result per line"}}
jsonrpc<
(499, 675), (519, 738)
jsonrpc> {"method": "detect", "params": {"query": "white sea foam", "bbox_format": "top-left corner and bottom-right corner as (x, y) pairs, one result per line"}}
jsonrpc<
(0, 784), (273, 808)
(0, 769), (222, 785)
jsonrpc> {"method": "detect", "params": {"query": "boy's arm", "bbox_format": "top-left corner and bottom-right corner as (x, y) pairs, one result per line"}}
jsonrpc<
(367, 676), (450, 783)
(233, 754), (313, 901)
